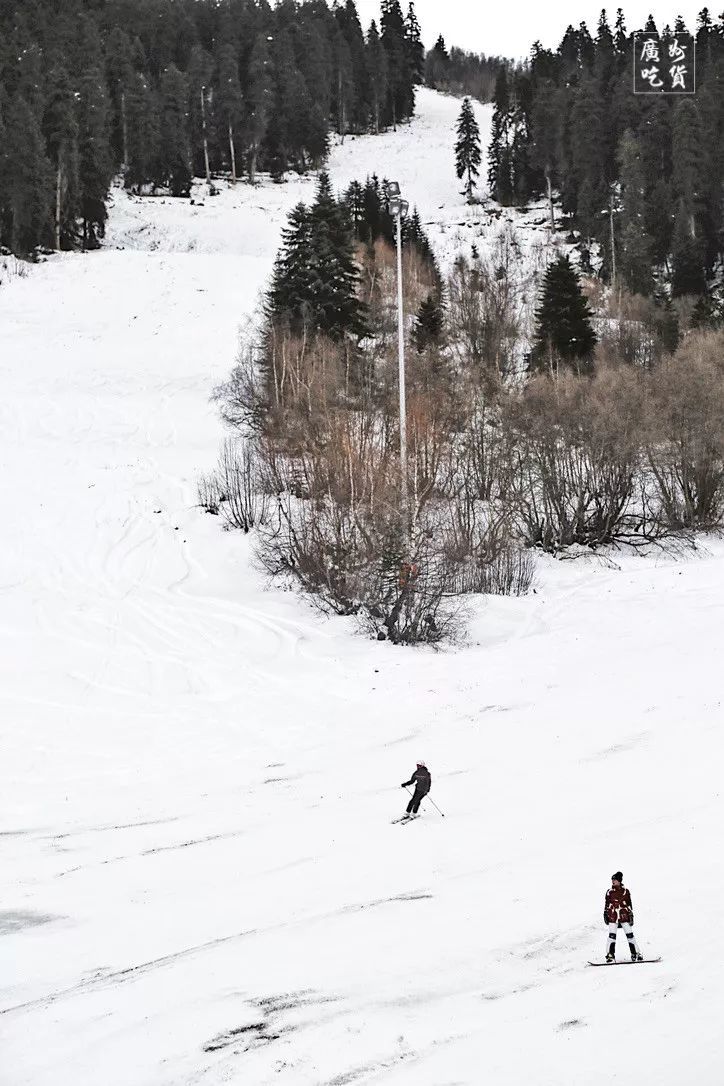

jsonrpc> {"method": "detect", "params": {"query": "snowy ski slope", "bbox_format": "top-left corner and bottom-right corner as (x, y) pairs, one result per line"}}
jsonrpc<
(1, 88), (723, 1086)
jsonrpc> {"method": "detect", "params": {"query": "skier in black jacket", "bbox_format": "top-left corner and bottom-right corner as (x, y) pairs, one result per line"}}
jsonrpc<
(401, 762), (431, 816)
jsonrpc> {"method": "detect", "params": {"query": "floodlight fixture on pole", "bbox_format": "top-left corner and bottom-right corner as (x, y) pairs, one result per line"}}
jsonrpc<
(386, 180), (409, 544)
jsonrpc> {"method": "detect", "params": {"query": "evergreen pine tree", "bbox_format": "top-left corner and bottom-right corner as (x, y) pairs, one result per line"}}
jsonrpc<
(557, 24), (580, 81)
(671, 198), (706, 296)
(413, 293), (444, 352)
(403, 207), (437, 276)
(654, 295), (680, 353)
(105, 27), (135, 171)
(77, 65), (112, 248)
(343, 180), (366, 241)
(530, 78), (559, 229)
(425, 36), (449, 87)
(158, 65), (191, 196)
(617, 129), (653, 296)
(125, 74), (160, 191)
(614, 8), (628, 67)
(268, 29), (320, 176)
(533, 255), (597, 373)
(691, 290), (723, 330)
(639, 98), (673, 265)
(695, 8), (713, 81)
(672, 98), (705, 241)
(510, 71), (537, 203)
(214, 43), (244, 182)
(336, 1), (370, 132)
(76, 14), (106, 83)
(187, 46), (214, 182)
(455, 97), (481, 201)
(246, 33), (273, 183)
(296, 15), (333, 131)
(555, 85), (578, 217)
(405, 3), (425, 85)
(571, 76), (609, 241)
(595, 8), (615, 84)
(299, 99), (329, 172)
(269, 175), (367, 339)
(43, 64), (80, 251)
(13, 36), (44, 121)
(366, 21), (388, 134)
(488, 67), (513, 204)
(0, 84), (8, 250)
(268, 201), (315, 329)
(690, 293), (713, 329)
(307, 171), (368, 338)
(4, 94), (53, 253)
(362, 175), (389, 242)
(332, 25), (354, 139)
(381, 0), (413, 128)
(577, 21), (596, 69)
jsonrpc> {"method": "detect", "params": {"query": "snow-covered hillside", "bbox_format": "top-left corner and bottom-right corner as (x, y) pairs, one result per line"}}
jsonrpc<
(1, 88), (723, 1086)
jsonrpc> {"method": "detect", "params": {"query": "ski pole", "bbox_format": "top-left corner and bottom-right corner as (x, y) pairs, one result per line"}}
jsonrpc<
(424, 795), (445, 817)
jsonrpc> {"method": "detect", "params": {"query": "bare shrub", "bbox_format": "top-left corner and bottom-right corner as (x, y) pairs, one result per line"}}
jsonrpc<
(460, 398), (512, 502)
(356, 237), (440, 342)
(440, 496), (535, 597)
(476, 544), (536, 596)
(504, 368), (645, 550)
(258, 494), (466, 643)
(644, 331), (724, 529)
(355, 514), (469, 645)
(0, 254), (30, 287)
(213, 325), (351, 449)
(670, 294), (699, 335)
(217, 438), (268, 532)
(255, 409), (398, 608)
(197, 472), (222, 515)
(213, 327), (264, 434)
(256, 493), (360, 612)
(596, 291), (678, 369)
(255, 406), (470, 642)
(447, 241), (523, 383)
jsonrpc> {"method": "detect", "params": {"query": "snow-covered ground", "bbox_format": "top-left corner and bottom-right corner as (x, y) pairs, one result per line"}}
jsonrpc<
(1, 88), (723, 1086)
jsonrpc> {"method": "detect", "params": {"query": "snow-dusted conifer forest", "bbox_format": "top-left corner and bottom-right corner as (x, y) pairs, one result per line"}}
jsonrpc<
(2, 67), (724, 1086)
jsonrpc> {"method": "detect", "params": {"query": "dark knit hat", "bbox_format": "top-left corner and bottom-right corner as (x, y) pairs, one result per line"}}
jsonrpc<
(612, 871), (623, 882)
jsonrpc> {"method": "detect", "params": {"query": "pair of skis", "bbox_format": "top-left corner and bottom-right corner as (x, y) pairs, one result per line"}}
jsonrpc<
(391, 813), (419, 825)
(587, 957), (662, 966)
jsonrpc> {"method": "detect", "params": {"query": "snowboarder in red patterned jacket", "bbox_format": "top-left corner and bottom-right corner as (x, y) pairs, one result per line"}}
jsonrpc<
(401, 762), (431, 816)
(604, 872), (643, 961)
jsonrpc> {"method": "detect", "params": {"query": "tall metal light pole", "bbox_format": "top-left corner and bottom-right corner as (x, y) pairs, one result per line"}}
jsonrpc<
(384, 181), (410, 537)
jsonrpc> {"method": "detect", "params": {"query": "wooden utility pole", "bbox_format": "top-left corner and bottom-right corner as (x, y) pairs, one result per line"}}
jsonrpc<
(55, 164), (63, 252)
(609, 192), (617, 291)
(120, 89), (129, 169)
(200, 86), (211, 186)
(228, 122), (237, 184)
(546, 169), (555, 232)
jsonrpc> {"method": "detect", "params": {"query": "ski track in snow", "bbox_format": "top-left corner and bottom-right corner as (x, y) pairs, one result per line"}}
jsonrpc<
(1, 89), (723, 1085)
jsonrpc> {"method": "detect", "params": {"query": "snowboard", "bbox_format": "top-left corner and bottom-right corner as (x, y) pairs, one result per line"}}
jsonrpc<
(587, 958), (661, 966)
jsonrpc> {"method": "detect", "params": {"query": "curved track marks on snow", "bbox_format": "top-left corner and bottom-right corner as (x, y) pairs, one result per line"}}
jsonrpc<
(3, 91), (724, 1086)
